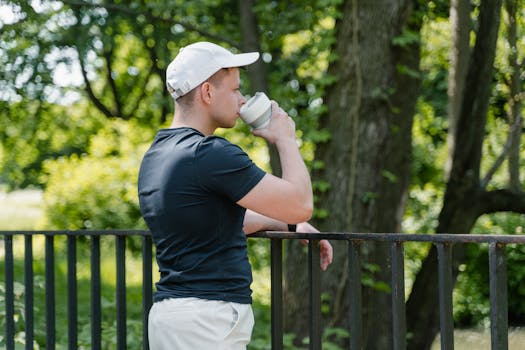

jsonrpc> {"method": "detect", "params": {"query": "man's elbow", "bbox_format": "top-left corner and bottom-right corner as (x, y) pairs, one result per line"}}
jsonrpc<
(290, 200), (313, 224)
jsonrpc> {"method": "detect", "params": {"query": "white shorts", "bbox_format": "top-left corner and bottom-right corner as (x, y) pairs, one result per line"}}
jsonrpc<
(148, 297), (254, 350)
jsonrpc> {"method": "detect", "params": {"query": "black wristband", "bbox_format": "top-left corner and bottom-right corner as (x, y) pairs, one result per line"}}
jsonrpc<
(287, 224), (297, 232)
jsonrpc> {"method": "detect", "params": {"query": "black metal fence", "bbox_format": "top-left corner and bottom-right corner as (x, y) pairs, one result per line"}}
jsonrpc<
(2, 230), (152, 350)
(2, 230), (524, 349)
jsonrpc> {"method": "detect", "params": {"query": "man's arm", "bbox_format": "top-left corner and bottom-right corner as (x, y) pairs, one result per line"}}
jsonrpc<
(237, 101), (313, 224)
(243, 209), (287, 234)
(238, 100), (332, 270)
(243, 210), (334, 271)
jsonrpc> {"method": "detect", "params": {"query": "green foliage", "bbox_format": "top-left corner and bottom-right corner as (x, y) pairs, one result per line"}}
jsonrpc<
(403, 16), (450, 236)
(362, 263), (392, 293)
(0, 280), (41, 349)
(407, 6), (525, 329)
(250, 323), (349, 350)
(454, 213), (525, 327)
(321, 327), (350, 350)
(0, 0), (343, 244)
(453, 244), (492, 328)
(0, 236), (148, 349)
(404, 98), (447, 235)
(419, 17), (451, 122)
(40, 120), (152, 229)
(392, 28), (421, 47)
(0, 0), (340, 219)
(0, 100), (105, 188)
(381, 170), (399, 183)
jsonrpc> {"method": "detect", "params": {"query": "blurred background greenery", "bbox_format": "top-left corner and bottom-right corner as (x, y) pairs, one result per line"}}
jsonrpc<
(1, 0), (525, 349)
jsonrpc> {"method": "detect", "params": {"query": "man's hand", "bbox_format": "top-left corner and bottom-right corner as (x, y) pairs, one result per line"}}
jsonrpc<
(296, 222), (334, 271)
(319, 239), (333, 271)
(252, 101), (296, 145)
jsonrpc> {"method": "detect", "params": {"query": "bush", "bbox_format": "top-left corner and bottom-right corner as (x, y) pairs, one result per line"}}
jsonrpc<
(39, 120), (152, 230)
(454, 213), (525, 327)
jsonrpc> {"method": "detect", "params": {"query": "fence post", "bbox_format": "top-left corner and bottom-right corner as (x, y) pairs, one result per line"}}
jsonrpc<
(4, 234), (15, 350)
(91, 235), (101, 350)
(24, 235), (34, 350)
(348, 240), (362, 349)
(271, 238), (283, 350)
(437, 242), (454, 350)
(45, 235), (56, 350)
(391, 242), (406, 350)
(489, 242), (508, 350)
(67, 235), (78, 350)
(309, 240), (322, 350)
(116, 235), (127, 350)
(142, 235), (153, 350)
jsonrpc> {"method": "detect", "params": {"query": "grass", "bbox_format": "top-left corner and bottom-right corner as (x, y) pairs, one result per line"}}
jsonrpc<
(0, 188), (44, 230)
(1, 235), (148, 349)
(0, 235), (274, 349)
(431, 328), (525, 349)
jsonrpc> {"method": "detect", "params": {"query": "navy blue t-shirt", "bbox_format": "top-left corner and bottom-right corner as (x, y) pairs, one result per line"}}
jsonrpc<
(138, 127), (266, 304)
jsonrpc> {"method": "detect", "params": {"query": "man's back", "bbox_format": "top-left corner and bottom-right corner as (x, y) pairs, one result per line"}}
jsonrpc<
(138, 127), (265, 304)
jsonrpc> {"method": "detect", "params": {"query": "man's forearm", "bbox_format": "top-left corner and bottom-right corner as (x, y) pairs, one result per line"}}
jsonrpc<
(243, 210), (288, 234)
(275, 138), (313, 208)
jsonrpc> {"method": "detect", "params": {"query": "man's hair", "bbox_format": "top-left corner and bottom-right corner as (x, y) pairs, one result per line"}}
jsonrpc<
(176, 88), (198, 109)
(175, 68), (232, 109)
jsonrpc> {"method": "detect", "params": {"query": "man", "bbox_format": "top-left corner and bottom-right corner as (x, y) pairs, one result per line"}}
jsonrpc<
(138, 41), (333, 350)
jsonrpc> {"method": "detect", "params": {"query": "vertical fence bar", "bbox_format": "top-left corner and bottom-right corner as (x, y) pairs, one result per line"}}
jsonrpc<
(142, 235), (153, 350)
(391, 242), (406, 350)
(437, 242), (454, 350)
(24, 235), (34, 350)
(45, 234), (56, 350)
(270, 238), (283, 350)
(348, 240), (362, 350)
(308, 240), (322, 350)
(489, 242), (508, 350)
(67, 234), (78, 350)
(116, 235), (127, 350)
(4, 234), (15, 350)
(91, 235), (101, 350)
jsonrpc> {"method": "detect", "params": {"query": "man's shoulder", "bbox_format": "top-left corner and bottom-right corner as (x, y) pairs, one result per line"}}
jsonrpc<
(198, 135), (243, 155)
(155, 127), (203, 141)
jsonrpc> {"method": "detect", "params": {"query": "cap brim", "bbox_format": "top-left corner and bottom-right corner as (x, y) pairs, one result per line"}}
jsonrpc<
(223, 52), (260, 68)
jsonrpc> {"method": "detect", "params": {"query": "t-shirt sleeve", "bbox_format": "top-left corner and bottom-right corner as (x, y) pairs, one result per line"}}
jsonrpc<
(196, 137), (266, 202)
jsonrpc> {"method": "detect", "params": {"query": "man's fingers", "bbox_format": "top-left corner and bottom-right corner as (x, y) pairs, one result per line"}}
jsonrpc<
(319, 240), (333, 271)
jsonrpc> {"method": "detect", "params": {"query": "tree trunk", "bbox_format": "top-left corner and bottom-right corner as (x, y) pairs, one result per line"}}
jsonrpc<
(406, 1), (503, 349)
(446, 0), (471, 179)
(238, 0), (282, 176)
(504, 0), (522, 191)
(284, 1), (423, 348)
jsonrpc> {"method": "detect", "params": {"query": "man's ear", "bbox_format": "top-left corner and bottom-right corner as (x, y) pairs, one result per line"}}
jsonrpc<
(199, 82), (212, 105)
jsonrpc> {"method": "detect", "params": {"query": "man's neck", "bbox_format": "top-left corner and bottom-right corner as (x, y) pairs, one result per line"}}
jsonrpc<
(171, 109), (215, 136)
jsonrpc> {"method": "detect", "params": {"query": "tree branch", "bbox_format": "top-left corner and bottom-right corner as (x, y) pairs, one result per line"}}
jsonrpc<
(143, 44), (170, 123)
(505, 0), (522, 191)
(76, 46), (114, 118)
(480, 113), (521, 188)
(449, 0), (503, 184)
(446, 0), (471, 179)
(61, 0), (239, 48)
(479, 189), (525, 215)
(126, 64), (155, 118)
(508, 110), (522, 190)
(103, 48), (124, 119)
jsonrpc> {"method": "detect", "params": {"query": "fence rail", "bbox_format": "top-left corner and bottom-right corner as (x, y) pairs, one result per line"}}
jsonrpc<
(2, 230), (524, 349)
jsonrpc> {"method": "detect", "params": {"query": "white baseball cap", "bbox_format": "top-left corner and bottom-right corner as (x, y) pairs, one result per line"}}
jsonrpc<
(166, 41), (260, 99)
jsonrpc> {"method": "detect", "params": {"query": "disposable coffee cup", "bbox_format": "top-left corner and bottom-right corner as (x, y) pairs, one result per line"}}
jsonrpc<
(240, 92), (272, 130)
